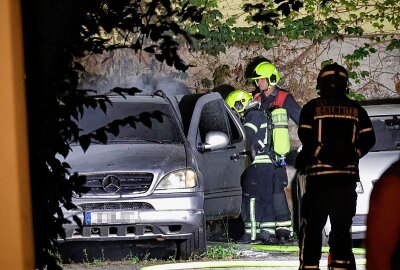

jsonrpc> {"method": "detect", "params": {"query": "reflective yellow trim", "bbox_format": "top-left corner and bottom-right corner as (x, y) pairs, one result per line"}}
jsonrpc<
(352, 124), (356, 143)
(252, 160), (273, 164)
(310, 164), (333, 168)
(245, 228), (261, 234)
(318, 119), (322, 142)
(300, 124), (312, 129)
(310, 164), (355, 168)
(314, 145), (322, 157)
(345, 164), (356, 168)
(356, 148), (362, 157)
(330, 259), (351, 264)
(314, 115), (359, 121)
(359, 127), (373, 133)
(319, 70), (347, 79)
(244, 122), (258, 133)
(308, 170), (358, 176)
(244, 222), (260, 228)
(260, 222), (275, 228)
(276, 220), (292, 227)
(250, 198), (256, 240)
(253, 155), (273, 164)
(303, 266), (320, 269)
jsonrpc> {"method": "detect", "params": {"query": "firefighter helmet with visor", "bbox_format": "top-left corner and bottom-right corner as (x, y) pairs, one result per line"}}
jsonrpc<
(225, 89), (258, 114)
(251, 62), (281, 86)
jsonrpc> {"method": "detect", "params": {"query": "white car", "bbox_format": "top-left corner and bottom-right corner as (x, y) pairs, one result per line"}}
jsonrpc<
(292, 99), (400, 243)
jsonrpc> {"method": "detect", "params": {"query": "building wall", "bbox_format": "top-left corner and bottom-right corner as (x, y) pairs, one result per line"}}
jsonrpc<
(78, 37), (400, 103)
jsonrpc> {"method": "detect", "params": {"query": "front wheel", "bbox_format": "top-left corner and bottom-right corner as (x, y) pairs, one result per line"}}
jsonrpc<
(176, 216), (206, 260)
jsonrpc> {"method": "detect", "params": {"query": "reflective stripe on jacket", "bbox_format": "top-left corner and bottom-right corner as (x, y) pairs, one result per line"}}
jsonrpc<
(243, 109), (272, 164)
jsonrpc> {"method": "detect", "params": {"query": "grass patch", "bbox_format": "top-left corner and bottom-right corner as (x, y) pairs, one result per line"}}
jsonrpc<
(205, 243), (240, 260)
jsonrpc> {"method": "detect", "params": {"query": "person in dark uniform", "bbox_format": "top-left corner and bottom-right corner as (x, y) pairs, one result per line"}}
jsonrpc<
(296, 63), (376, 270)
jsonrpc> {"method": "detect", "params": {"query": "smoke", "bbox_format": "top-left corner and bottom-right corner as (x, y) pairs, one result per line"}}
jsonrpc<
(131, 74), (192, 97)
(80, 73), (192, 98)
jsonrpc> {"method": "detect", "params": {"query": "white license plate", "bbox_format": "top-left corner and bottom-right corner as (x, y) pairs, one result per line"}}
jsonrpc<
(84, 211), (140, 225)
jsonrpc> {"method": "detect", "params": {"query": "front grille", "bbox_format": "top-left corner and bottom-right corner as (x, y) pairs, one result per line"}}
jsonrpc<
(83, 173), (153, 195)
(76, 202), (154, 211)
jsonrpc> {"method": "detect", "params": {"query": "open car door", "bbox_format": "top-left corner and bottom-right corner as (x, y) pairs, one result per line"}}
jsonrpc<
(177, 92), (250, 220)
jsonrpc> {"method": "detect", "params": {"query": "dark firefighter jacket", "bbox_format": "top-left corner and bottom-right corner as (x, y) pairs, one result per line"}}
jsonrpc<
(297, 97), (376, 176)
(243, 109), (272, 164)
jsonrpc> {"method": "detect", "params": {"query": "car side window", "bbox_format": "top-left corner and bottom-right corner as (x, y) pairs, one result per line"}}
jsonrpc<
(225, 106), (243, 143)
(371, 115), (400, 151)
(198, 99), (231, 143)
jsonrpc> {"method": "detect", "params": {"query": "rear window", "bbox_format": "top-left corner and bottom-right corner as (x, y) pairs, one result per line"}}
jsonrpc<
(370, 114), (400, 152)
(77, 99), (184, 143)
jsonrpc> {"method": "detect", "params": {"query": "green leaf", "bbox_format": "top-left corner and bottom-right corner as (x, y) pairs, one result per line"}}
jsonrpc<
(387, 39), (400, 51)
(95, 129), (108, 144)
(360, 71), (370, 77)
(78, 135), (91, 152)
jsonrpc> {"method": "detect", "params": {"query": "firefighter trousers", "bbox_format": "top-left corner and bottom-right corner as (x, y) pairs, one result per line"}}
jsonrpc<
(299, 174), (357, 270)
(241, 163), (292, 239)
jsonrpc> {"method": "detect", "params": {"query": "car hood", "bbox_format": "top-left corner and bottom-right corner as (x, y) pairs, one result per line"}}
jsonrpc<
(65, 143), (187, 173)
(359, 150), (400, 182)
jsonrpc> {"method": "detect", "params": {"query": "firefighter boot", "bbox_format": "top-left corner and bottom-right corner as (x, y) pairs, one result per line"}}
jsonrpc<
(328, 252), (356, 270)
(236, 233), (252, 244)
(259, 230), (271, 244)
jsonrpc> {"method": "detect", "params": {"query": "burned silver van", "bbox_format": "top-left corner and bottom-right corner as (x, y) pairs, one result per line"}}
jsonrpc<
(61, 91), (250, 259)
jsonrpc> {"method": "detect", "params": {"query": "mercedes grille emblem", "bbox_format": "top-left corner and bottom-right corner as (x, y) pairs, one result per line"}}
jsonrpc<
(102, 175), (121, 193)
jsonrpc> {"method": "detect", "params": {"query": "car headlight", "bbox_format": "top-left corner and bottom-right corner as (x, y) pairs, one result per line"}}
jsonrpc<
(156, 169), (197, 190)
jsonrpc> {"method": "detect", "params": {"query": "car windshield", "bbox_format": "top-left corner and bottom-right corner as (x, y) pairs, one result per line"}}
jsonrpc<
(77, 99), (183, 143)
(370, 114), (400, 152)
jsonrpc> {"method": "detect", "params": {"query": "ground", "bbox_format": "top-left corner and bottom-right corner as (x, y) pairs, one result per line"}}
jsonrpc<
(61, 224), (367, 270)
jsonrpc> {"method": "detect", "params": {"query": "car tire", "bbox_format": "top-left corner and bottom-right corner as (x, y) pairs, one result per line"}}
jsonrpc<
(176, 216), (206, 260)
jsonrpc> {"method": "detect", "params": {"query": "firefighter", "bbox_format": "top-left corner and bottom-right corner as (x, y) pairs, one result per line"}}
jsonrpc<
(296, 63), (376, 270)
(226, 89), (290, 244)
(250, 61), (302, 243)
(251, 61), (301, 125)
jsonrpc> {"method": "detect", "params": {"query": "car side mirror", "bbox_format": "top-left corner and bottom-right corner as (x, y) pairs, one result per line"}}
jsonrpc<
(385, 115), (400, 129)
(197, 131), (229, 153)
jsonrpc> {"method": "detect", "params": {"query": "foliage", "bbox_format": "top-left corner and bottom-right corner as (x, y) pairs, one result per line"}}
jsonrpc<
(184, 0), (303, 53)
(80, 0), (206, 71)
(21, 0), (206, 269)
(186, 0), (399, 92)
(205, 244), (240, 260)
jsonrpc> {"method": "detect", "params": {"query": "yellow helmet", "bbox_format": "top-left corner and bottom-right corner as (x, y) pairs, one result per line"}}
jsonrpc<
(251, 62), (281, 85)
(225, 89), (254, 114)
